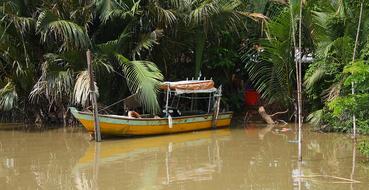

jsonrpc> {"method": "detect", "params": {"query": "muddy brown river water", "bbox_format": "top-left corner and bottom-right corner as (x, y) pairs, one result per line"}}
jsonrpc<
(0, 123), (368, 190)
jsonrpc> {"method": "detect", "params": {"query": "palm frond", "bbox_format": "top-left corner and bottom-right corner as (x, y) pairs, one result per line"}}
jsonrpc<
(216, 0), (245, 33)
(167, 0), (191, 9)
(187, 0), (220, 28)
(97, 30), (131, 55)
(304, 65), (326, 90)
(132, 29), (163, 58)
(116, 54), (163, 113)
(93, 55), (115, 73)
(29, 60), (73, 104)
(307, 109), (323, 127)
(243, 10), (294, 106)
(323, 81), (342, 102)
(0, 81), (18, 111)
(95, 0), (134, 22)
(149, 2), (177, 27)
(12, 16), (35, 33)
(73, 70), (99, 107)
(239, 12), (268, 22)
(36, 11), (91, 50)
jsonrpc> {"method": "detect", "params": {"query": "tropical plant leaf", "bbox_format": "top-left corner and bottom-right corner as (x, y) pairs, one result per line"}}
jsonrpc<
(95, 0), (133, 23)
(148, 2), (177, 27)
(307, 109), (323, 127)
(167, 0), (191, 9)
(187, 0), (219, 28)
(116, 54), (163, 114)
(73, 70), (99, 107)
(0, 81), (18, 111)
(29, 60), (73, 105)
(97, 29), (131, 55)
(132, 29), (163, 58)
(243, 10), (294, 106)
(36, 11), (91, 50)
(304, 65), (326, 90)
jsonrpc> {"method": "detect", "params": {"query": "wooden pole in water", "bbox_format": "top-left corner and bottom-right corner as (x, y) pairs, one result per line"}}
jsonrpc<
(289, 0), (299, 143)
(351, 2), (364, 139)
(297, 0), (303, 162)
(165, 86), (170, 116)
(211, 86), (222, 129)
(87, 49), (101, 142)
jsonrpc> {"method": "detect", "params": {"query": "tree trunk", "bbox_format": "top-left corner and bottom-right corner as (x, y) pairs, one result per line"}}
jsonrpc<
(258, 106), (275, 125)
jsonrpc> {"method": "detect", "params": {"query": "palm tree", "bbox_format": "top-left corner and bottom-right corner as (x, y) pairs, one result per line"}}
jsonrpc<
(185, 0), (264, 77)
(242, 2), (298, 108)
(0, 0), (165, 122)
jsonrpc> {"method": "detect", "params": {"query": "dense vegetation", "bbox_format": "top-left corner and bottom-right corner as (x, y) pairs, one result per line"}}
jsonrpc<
(0, 0), (275, 123)
(0, 0), (368, 135)
(302, 1), (369, 134)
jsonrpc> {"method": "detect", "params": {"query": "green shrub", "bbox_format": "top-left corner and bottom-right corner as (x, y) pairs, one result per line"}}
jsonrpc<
(358, 141), (369, 158)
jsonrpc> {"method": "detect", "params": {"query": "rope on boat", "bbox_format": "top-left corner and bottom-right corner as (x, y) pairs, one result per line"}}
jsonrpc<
(99, 99), (125, 112)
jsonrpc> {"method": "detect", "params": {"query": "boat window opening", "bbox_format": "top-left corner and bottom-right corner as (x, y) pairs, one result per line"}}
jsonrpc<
(160, 89), (215, 118)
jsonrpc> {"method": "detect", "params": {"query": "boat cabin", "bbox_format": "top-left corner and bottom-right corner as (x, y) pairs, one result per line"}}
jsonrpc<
(159, 79), (221, 118)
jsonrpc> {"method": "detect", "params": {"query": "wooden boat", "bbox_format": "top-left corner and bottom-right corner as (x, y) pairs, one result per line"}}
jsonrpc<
(70, 79), (233, 136)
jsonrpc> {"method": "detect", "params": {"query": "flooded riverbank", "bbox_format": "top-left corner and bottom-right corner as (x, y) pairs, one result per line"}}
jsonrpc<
(0, 123), (368, 190)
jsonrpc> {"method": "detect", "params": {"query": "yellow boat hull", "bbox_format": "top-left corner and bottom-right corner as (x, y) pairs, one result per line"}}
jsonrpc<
(70, 107), (233, 136)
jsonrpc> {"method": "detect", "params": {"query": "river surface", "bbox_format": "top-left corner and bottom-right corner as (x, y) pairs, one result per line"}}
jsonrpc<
(0, 123), (369, 190)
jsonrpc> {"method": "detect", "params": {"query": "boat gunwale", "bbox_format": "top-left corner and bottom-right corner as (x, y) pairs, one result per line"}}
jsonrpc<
(75, 110), (233, 121)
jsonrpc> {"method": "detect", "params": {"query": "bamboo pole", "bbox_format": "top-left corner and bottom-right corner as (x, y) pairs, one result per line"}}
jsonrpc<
(211, 86), (222, 128)
(290, 0), (299, 144)
(295, 0), (304, 162)
(350, 139), (357, 189)
(165, 86), (170, 116)
(87, 49), (101, 142)
(351, 2), (364, 139)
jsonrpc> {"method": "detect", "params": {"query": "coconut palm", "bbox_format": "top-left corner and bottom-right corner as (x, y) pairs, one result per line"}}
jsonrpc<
(241, 0), (301, 109)
(0, 0), (165, 122)
(185, 0), (262, 77)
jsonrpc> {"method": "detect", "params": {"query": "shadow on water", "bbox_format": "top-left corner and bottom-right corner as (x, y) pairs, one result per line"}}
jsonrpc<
(1, 122), (369, 189)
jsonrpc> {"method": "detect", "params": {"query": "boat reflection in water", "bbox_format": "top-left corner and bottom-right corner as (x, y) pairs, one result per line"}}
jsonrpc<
(73, 129), (231, 189)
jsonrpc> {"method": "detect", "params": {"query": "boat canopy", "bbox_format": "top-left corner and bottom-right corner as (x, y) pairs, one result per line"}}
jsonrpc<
(160, 80), (217, 94)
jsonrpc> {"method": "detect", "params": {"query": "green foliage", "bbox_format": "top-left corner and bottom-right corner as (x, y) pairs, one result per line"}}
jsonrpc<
(328, 94), (369, 117)
(324, 61), (369, 134)
(117, 55), (163, 114)
(305, 36), (355, 103)
(306, 109), (323, 127)
(359, 141), (369, 158)
(208, 47), (238, 69)
(304, 0), (369, 135)
(0, 0), (169, 122)
(343, 61), (369, 90)
(36, 10), (91, 51)
(0, 0), (300, 122)
(243, 9), (294, 107)
(0, 81), (18, 111)
(222, 92), (244, 112)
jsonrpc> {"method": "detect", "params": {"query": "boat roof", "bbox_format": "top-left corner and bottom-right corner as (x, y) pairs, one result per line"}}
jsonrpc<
(160, 80), (217, 94)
